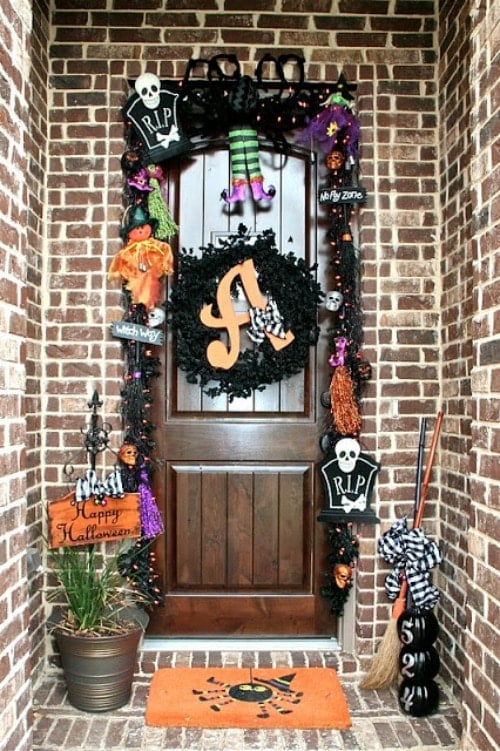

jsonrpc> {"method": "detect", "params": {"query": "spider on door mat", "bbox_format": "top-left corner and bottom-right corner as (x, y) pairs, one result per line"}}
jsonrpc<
(192, 672), (303, 719)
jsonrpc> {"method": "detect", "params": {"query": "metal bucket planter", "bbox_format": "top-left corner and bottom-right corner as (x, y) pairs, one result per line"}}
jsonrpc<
(55, 626), (142, 712)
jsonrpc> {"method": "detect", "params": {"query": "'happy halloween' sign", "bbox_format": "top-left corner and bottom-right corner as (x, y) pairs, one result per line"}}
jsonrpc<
(48, 492), (140, 548)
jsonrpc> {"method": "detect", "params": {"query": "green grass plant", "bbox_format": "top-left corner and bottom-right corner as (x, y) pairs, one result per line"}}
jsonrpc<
(49, 544), (136, 636)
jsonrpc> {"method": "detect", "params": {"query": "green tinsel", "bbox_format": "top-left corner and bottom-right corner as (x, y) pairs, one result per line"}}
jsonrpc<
(147, 168), (179, 241)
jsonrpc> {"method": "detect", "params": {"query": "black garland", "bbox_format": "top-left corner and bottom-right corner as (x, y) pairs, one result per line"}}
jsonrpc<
(119, 295), (161, 467)
(118, 538), (163, 608)
(321, 522), (360, 616)
(314, 105), (372, 449)
(154, 56), (354, 144)
(115, 295), (165, 608)
(167, 225), (324, 402)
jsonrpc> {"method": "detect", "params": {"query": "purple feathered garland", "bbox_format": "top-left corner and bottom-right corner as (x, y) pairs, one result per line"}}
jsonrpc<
(296, 95), (360, 162)
(138, 463), (164, 539)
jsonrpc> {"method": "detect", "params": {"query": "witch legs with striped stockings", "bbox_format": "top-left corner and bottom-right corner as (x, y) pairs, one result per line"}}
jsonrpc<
(222, 125), (275, 204)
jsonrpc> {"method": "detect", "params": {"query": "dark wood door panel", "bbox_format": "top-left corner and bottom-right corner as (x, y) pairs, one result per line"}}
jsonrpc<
(171, 364), (309, 414)
(168, 463), (311, 591)
(152, 594), (325, 637)
(160, 422), (321, 462)
(146, 460), (333, 636)
(169, 142), (311, 254)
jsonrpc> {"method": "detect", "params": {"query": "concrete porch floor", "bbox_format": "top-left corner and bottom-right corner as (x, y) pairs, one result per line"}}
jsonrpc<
(32, 647), (462, 751)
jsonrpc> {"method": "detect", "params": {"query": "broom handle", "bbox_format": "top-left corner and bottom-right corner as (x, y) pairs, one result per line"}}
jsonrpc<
(413, 417), (427, 522)
(407, 417), (427, 608)
(392, 410), (443, 618)
(414, 410), (443, 530)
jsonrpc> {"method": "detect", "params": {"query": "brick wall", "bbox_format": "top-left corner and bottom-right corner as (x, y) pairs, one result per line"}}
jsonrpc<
(26, 0), (51, 692)
(437, 2), (500, 748)
(353, 2), (441, 660)
(436, 0), (474, 707)
(0, 2), (41, 749)
(457, 1), (499, 748)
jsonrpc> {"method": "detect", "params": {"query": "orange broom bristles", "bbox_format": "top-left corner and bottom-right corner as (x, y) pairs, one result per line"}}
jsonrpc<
(330, 366), (362, 435)
(359, 581), (408, 690)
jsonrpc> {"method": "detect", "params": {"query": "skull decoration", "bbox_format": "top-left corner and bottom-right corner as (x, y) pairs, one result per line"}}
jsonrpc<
(357, 360), (372, 381)
(148, 306), (165, 327)
(325, 290), (344, 312)
(335, 437), (360, 474)
(326, 150), (345, 171)
(333, 563), (353, 590)
(118, 443), (139, 467)
(135, 72), (161, 110)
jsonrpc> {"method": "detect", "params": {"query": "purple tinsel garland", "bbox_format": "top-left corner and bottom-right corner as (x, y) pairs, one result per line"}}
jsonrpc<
(138, 464), (164, 539)
(296, 104), (360, 160)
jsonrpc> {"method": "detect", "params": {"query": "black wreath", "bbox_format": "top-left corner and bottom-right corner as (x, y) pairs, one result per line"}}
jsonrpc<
(167, 226), (323, 401)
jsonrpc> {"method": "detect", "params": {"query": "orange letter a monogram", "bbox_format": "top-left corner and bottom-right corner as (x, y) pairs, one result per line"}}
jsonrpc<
(199, 258), (294, 370)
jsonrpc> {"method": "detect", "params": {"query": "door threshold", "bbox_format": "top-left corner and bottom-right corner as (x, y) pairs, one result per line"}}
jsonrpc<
(143, 636), (340, 652)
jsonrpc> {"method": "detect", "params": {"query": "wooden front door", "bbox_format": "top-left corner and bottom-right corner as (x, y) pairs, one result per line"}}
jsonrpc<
(148, 143), (334, 636)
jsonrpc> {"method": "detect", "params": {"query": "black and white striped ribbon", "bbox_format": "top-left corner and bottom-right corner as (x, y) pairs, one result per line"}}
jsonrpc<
(75, 468), (124, 502)
(248, 298), (286, 344)
(378, 516), (442, 610)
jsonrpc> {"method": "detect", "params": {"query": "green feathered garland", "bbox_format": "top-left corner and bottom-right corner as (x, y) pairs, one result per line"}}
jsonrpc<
(167, 225), (324, 402)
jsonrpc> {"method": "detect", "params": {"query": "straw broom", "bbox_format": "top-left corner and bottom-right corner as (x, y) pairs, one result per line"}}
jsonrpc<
(359, 411), (443, 690)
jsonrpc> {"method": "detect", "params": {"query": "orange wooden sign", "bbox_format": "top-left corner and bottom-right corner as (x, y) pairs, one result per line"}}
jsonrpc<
(48, 492), (141, 548)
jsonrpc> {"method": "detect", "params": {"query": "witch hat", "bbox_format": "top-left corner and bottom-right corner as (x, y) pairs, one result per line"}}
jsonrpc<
(120, 204), (157, 240)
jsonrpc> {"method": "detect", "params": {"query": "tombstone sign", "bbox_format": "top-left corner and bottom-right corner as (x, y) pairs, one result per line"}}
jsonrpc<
(48, 492), (141, 548)
(318, 437), (380, 523)
(124, 73), (191, 162)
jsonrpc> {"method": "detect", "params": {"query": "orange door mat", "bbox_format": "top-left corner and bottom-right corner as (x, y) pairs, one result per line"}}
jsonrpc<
(145, 667), (351, 729)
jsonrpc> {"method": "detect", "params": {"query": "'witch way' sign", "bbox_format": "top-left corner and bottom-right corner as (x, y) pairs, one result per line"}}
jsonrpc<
(48, 492), (140, 548)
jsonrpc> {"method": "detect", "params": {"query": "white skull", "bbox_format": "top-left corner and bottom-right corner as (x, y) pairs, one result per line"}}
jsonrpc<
(335, 438), (360, 474)
(325, 290), (344, 312)
(148, 307), (165, 327)
(135, 72), (161, 110)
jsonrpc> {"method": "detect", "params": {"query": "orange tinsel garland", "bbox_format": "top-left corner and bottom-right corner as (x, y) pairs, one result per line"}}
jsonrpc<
(330, 365), (362, 435)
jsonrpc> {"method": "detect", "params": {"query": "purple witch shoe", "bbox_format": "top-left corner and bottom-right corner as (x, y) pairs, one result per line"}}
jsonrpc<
(250, 176), (276, 201)
(221, 179), (247, 203)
